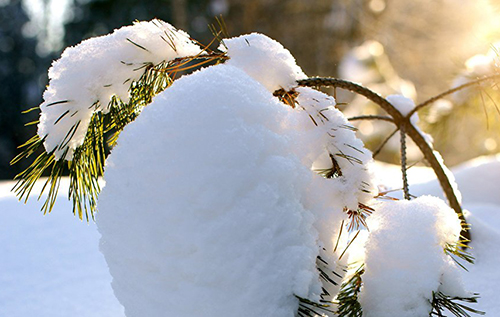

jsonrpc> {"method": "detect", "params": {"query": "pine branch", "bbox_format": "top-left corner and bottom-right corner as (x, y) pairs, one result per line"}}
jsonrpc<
(314, 153), (343, 179)
(347, 115), (394, 123)
(12, 52), (228, 219)
(273, 88), (299, 108)
(409, 74), (500, 117)
(345, 203), (374, 232)
(430, 292), (484, 317)
(336, 265), (364, 317)
(297, 77), (470, 242)
(296, 295), (335, 317)
(444, 240), (474, 271)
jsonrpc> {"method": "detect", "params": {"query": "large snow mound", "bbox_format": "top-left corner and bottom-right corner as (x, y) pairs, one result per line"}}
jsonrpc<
(97, 64), (322, 317)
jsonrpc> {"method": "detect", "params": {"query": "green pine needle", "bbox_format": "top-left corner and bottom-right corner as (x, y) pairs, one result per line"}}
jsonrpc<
(430, 292), (485, 317)
(444, 240), (475, 271)
(336, 265), (364, 317)
(296, 295), (335, 317)
(11, 51), (228, 220)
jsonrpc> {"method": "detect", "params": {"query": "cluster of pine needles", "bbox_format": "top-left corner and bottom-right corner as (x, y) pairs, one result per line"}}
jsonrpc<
(11, 27), (228, 221)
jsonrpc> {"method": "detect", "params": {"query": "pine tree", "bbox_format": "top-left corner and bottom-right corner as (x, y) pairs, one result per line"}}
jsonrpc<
(12, 19), (496, 317)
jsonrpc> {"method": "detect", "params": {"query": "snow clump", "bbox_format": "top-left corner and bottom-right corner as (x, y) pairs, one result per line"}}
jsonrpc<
(295, 87), (376, 212)
(387, 94), (434, 146)
(38, 19), (202, 160)
(359, 195), (466, 317)
(221, 33), (307, 92)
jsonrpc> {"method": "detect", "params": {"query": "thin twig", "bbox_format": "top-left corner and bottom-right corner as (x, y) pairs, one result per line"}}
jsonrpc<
(373, 127), (399, 158)
(400, 124), (410, 200)
(478, 88), (490, 130)
(347, 115), (394, 123)
(409, 73), (500, 117)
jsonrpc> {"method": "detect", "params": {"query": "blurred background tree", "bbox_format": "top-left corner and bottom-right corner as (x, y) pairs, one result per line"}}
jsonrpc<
(0, 0), (51, 180)
(2, 0), (500, 179)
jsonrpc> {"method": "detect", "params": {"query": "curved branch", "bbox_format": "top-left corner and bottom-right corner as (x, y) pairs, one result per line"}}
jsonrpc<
(297, 77), (470, 241)
(348, 115), (394, 123)
(298, 78), (403, 119)
(408, 73), (500, 117)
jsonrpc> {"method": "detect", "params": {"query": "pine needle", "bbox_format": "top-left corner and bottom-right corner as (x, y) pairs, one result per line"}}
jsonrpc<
(126, 38), (150, 52)
(335, 265), (364, 317)
(430, 292), (484, 317)
(12, 49), (229, 219)
(338, 230), (360, 261)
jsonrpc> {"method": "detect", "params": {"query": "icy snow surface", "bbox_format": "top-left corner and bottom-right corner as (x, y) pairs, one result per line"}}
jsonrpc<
(97, 64), (323, 317)
(37, 19), (202, 160)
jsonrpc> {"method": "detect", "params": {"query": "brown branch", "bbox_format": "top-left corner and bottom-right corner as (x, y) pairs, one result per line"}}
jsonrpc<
(347, 115), (394, 123)
(297, 77), (470, 241)
(400, 124), (410, 200)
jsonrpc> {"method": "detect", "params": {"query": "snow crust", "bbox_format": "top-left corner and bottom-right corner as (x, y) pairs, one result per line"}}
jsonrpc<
(359, 196), (465, 317)
(37, 19), (202, 160)
(221, 33), (307, 92)
(97, 64), (323, 317)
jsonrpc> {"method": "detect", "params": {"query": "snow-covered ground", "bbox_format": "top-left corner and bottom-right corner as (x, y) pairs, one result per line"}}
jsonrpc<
(0, 179), (125, 317)
(0, 154), (499, 316)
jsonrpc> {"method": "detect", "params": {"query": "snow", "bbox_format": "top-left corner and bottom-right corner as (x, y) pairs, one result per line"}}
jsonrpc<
(96, 64), (322, 317)
(11, 22), (500, 316)
(0, 180), (125, 317)
(397, 154), (500, 206)
(452, 46), (499, 104)
(359, 196), (465, 317)
(368, 155), (500, 314)
(282, 86), (378, 298)
(2, 155), (500, 316)
(293, 87), (376, 211)
(465, 54), (495, 76)
(221, 33), (307, 92)
(37, 19), (202, 160)
(386, 94), (434, 146)
(463, 203), (500, 314)
(387, 94), (418, 124)
(94, 33), (379, 316)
